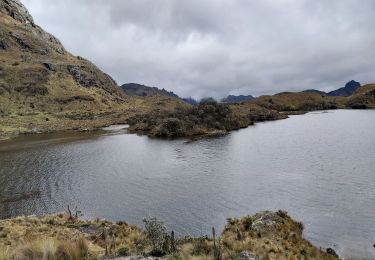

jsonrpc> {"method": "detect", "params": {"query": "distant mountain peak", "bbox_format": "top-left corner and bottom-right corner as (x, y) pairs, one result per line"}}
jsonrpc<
(221, 94), (255, 103)
(327, 80), (361, 96)
(302, 80), (361, 97)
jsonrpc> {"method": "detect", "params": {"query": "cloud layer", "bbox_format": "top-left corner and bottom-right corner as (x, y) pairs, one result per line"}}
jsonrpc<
(23, 0), (375, 98)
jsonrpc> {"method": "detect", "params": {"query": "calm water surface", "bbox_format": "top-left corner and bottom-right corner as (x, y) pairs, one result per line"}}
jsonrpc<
(0, 110), (374, 258)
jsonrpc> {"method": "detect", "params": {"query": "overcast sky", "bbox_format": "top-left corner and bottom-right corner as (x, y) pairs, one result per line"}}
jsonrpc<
(23, 0), (375, 99)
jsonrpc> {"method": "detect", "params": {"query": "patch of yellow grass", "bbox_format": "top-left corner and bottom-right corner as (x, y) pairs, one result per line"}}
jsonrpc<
(13, 238), (88, 260)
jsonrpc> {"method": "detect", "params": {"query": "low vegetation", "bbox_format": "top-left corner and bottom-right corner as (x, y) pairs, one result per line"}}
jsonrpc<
(128, 99), (284, 138)
(0, 211), (339, 259)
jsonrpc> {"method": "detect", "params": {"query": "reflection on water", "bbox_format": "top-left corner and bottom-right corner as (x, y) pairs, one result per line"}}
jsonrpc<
(1, 110), (375, 258)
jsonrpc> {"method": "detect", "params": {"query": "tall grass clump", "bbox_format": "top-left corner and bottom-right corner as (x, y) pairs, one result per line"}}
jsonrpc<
(14, 238), (88, 260)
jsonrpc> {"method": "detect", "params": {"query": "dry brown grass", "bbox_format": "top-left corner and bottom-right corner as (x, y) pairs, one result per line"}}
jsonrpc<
(0, 211), (340, 259)
(347, 84), (375, 109)
(0, 213), (145, 259)
(250, 92), (347, 112)
(13, 238), (88, 260)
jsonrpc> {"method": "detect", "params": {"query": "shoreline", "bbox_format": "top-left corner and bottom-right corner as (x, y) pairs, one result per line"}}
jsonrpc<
(0, 210), (340, 259)
(0, 108), (371, 142)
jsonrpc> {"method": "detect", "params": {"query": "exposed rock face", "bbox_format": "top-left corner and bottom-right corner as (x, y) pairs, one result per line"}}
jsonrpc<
(0, 0), (66, 55)
(68, 64), (118, 91)
(0, 0), (34, 24)
(121, 83), (180, 98)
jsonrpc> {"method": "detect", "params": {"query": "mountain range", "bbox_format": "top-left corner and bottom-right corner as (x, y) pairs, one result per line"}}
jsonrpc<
(119, 80), (361, 103)
(303, 80), (361, 97)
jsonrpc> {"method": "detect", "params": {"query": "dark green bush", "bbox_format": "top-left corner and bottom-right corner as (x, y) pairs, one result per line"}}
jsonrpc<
(143, 217), (167, 253)
(157, 118), (186, 137)
(129, 100), (263, 137)
(117, 247), (129, 256)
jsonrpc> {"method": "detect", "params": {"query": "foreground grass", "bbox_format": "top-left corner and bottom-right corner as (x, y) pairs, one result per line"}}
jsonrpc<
(0, 211), (339, 259)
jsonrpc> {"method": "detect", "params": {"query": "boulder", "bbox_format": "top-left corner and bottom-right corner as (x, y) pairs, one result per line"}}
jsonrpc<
(326, 248), (339, 258)
(239, 251), (260, 260)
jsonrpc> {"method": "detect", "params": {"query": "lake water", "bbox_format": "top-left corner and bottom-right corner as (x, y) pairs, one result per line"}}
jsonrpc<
(0, 110), (374, 259)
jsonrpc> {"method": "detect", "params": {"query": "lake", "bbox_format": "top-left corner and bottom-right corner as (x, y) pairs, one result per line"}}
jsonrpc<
(0, 110), (374, 259)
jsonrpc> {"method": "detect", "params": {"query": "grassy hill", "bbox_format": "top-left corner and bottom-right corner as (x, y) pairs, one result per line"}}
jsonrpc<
(251, 92), (347, 112)
(346, 84), (375, 109)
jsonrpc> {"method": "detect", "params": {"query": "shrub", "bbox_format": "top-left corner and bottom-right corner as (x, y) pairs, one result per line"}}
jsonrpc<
(117, 247), (129, 256)
(351, 103), (368, 109)
(157, 118), (186, 137)
(143, 217), (167, 254)
(129, 100), (261, 137)
(243, 215), (253, 230)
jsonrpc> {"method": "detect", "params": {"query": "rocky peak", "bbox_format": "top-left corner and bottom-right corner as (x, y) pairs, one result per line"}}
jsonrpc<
(0, 0), (67, 55)
(327, 80), (361, 96)
(0, 0), (34, 25)
(344, 80), (361, 91)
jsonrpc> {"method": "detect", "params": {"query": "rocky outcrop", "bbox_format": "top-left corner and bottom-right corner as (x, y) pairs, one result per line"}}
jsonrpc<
(221, 211), (339, 259)
(238, 251), (260, 260)
(121, 83), (180, 98)
(0, 1), (66, 55)
(0, 0), (34, 24)
(67, 63), (118, 92)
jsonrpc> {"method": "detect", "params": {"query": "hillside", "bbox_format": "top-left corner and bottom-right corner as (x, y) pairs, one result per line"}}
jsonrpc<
(251, 92), (347, 112)
(0, 0), (185, 139)
(302, 89), (327, 96)
(121, 83), (179, 98)
(346, 84), (375, 108)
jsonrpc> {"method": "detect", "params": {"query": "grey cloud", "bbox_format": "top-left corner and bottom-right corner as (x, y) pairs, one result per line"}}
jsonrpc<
(22, 0), (375, 99)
